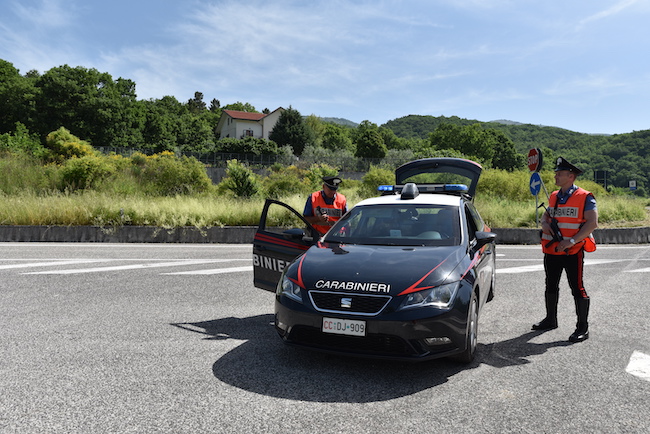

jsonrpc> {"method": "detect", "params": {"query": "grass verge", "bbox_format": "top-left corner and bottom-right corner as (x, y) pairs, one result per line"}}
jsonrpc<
(1, 190), (648, 229)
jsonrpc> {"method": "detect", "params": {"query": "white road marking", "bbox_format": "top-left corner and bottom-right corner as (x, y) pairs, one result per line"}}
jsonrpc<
(0, 260), (104, 270)
(497, 264), (545, 274)
(625, 267), (650, 273)
(497, 259), (625, 274)
(24, 260), (222, 275)
(626, 351), (650, 382)
(163, 266), (253, 275)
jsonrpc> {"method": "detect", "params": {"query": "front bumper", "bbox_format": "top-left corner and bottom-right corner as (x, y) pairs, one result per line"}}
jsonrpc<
(274, 295), (470, 361)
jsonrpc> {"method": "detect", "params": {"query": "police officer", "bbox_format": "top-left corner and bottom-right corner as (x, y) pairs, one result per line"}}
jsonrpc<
(533, 157), (598, 342)
(303, 176), (347, 235)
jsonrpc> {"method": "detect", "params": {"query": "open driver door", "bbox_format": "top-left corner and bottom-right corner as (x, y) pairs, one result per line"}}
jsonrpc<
(252, 199), (320, 292)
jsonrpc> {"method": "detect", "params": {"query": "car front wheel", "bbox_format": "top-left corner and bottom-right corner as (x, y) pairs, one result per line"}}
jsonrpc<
(452, 292), (478, 363)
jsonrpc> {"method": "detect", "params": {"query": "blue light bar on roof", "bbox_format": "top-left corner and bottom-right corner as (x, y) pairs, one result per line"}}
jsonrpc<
(378, 184), (468, 194)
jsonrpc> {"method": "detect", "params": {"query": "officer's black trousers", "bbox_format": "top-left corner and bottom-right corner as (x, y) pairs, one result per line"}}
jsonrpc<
(544, 250), (589, 300)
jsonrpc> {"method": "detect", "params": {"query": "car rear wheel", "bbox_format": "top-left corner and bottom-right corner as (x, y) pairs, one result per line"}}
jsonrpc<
(452, 292), (478, 363)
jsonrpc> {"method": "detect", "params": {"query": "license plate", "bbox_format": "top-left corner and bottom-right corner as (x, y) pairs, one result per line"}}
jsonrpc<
(322, 317), (366, 336)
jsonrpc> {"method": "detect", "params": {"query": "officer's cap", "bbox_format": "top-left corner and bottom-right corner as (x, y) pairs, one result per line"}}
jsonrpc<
(322, 176), (342, 190)
(555, 157), (583, 175)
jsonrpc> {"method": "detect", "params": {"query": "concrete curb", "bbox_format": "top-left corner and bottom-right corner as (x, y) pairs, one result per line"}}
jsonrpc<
(0, 225), (257, 244)
(1, 225), (649, 244)
(491, 227), (650, 245)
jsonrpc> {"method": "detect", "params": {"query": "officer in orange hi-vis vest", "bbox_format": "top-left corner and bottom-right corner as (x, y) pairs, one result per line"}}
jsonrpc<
(303, 176), (347, 236)
(533, 157), (598, 343)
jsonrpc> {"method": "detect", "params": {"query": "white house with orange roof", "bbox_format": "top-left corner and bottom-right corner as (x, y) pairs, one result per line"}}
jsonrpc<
(216, 107), (284, 140)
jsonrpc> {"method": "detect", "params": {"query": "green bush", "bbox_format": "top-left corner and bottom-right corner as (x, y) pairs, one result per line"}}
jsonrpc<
(305, 163), (339, 191)
(360, 166), (394, 198)
(0, 123), (46, 158)
(477, 169), (532, 201)
(218, 159), (260, 198)
(215, 137), (280, 155)
(59, 155), (116, 191)
(262, 165), (310, 199)
(45, 127), (97, 162)
(139, 152), (212, 195)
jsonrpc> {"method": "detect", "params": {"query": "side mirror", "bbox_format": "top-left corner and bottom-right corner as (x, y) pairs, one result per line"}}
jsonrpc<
(283, 228), (305, 240)
(474, 231), (497, 249)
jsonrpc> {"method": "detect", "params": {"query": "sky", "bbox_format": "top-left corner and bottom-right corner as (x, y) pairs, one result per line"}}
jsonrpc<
(1, 0), (649, 135)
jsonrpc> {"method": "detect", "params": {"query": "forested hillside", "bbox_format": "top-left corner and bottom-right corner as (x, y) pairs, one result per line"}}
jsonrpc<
(383, 115), (650, 195)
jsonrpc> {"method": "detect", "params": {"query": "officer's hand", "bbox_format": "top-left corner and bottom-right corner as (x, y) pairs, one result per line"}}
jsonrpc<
(556, 240), (572, 252)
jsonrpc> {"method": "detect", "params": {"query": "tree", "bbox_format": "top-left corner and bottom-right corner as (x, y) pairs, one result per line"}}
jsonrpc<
(175, 113), (215, 153)
(33, 65), (145, 147)
(0, 60), (39, 134)
(429, 123), (495, 164)
(485, 129), (524, 171)
(354, 121), (387, 159)
(378, 126), (402, 150)
(223, 101), (257, 112)
(269, 106), (313, 156)
(209, 98), (221, 112)
(304, 114), (325, 147)
(322, 123), (354, 152)
(141, 99), (178, 152)
(187, 91), (207, 114)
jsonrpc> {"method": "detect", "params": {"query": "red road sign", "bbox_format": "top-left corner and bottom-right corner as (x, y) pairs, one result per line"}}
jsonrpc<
(527, 148), (542, 172)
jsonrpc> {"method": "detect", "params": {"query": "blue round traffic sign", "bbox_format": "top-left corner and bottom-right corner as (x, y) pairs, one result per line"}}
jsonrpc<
(530, 172), (542, 196)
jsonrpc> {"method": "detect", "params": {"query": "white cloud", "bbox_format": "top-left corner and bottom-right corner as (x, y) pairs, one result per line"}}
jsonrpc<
(10, 0), (74, 28)
(545, 72), (645, 100)
(578, 0), (640, 28)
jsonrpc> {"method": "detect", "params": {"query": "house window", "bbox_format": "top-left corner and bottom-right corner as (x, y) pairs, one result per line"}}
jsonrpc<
(245, 129), (254, 137)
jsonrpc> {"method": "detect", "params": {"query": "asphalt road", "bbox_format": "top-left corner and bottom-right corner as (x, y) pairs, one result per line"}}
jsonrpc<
(1, 242), (649, 433)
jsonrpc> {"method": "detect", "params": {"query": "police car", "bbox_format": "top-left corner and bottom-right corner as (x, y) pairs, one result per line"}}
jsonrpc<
(253, 158), (496, 362)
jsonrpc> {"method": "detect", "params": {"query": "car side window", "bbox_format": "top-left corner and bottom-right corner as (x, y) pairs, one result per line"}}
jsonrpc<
(261, 201), (314, 238)
(466, 203), (485, 231)
(464, 204), (480, 242)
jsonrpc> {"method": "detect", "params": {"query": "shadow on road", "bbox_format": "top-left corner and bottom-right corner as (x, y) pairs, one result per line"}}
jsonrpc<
(478, 330), (573, 368)
(171, 316), (571, 403)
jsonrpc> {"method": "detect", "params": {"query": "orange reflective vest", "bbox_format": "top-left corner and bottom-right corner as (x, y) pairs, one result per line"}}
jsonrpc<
(542, 187), (596, 255)
(310, 191), (347, 235)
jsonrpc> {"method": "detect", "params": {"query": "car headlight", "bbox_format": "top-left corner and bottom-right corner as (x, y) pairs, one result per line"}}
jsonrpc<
(278, 274), (303, 303)
(400, 281), (460, 309)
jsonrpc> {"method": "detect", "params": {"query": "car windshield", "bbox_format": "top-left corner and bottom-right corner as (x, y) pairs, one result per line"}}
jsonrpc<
(324, 204), (461, 246)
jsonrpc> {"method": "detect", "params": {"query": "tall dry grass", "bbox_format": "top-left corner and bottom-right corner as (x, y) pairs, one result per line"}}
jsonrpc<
(1, 151), (648, 228)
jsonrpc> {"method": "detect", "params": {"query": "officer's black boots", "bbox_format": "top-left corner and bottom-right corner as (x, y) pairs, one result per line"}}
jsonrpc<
(569, 298), (590, 342)
(532, 292), (559, 331)
(532, 293), (590, 341)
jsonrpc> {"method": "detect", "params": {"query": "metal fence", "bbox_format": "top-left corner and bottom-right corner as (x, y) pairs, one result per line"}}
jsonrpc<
(95, 147), (414, 171)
